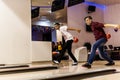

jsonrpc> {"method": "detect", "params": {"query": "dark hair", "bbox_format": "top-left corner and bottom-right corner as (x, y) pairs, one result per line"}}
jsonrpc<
(84, 16), (92, 20)
(54, 23), (60, 26)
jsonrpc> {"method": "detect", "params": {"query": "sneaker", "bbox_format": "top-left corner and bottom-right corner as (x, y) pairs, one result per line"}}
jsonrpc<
(72, 62), (78, 66)
(53, 60), (59, 64)
(105, 62), (115, 66)
(82, 63), (91, 68)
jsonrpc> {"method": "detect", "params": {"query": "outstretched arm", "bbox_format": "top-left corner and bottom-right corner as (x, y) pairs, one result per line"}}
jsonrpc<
(104, 24), (120, 29)
(67, 27), (81, 33)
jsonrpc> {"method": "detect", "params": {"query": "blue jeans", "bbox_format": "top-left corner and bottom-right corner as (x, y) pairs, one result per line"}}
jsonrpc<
(88, 38), (113, 64)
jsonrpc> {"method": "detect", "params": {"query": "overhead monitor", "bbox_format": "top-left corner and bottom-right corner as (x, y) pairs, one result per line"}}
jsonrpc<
(68, 0), (85, 7)
(51, 0), (65, 12)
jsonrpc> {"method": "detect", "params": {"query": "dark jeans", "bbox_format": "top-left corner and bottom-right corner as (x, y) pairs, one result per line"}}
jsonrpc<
(88, 38), (113, 64)
(57, 40), (77, 63)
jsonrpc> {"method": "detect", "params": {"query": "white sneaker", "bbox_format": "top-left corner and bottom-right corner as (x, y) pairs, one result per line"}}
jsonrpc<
(72, 62), (78, 66)
(53, 60), (59, 64)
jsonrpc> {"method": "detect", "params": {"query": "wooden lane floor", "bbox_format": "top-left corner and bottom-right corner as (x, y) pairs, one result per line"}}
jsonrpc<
(0, 61), (118, 80)
(0, 64), (58, 73)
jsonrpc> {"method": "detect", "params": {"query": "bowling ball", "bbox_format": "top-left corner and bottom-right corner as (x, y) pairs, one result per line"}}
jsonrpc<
(114, 28), (118, 32)
(73, 37), (79, 43)
(106, 33), (111, 39)
(52, 51), (59, 55)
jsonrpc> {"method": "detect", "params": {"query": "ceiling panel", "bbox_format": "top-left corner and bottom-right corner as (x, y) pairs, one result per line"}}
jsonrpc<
(32, 0), (67, 23)
(32, 0), (120, 24)
(32, 0), (120, 6)
(32, 0), (53, 6)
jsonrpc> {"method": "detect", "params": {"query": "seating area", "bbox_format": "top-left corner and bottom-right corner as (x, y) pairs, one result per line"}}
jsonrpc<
(104, 45), (120, 60)
(52, 43), (120, 63)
